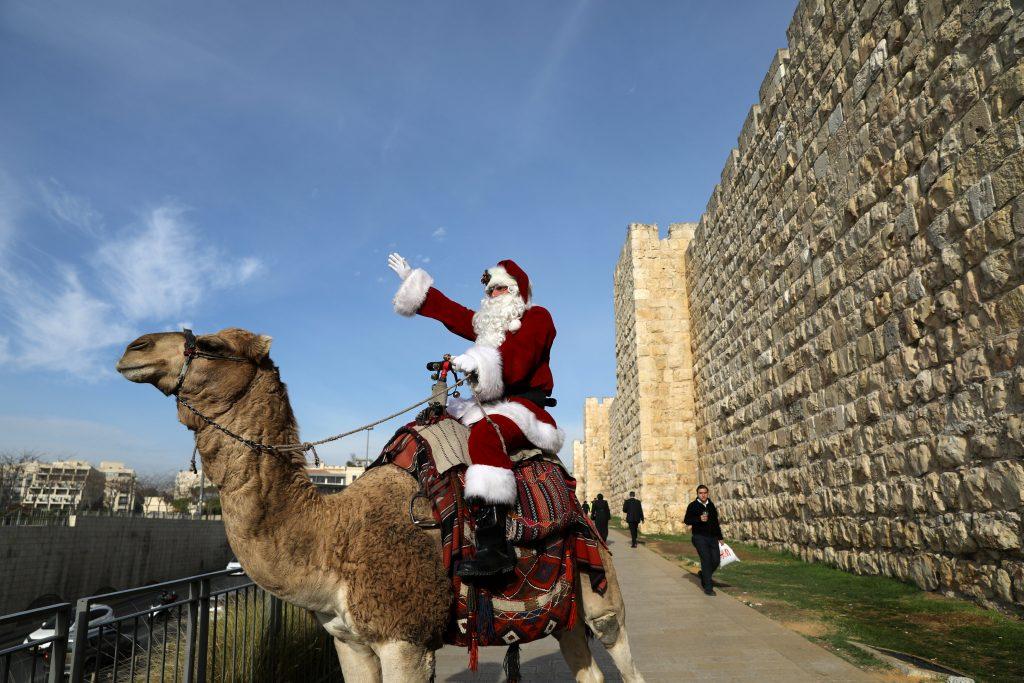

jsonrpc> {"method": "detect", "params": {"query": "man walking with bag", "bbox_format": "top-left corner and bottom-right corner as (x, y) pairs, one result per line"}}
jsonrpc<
(622, 491), (644, 548)
(684, 484), (723, 595)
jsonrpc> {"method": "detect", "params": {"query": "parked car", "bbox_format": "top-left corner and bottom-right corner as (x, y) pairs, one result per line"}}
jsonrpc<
(24, 604), (115, 651)
(225, 559), (245, 575)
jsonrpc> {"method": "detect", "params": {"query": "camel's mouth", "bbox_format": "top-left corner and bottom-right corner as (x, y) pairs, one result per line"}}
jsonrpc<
(116, 362), (157, 382)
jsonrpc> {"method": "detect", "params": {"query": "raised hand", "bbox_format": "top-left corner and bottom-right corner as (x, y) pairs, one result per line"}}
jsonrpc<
(387, 252), (412, 280)
(451, 353), (479, 375)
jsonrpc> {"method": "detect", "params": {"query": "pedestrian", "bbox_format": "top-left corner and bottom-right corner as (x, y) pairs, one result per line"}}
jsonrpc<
(683, 484), (723, 596)
(590, 493), (611, 541)
(621, 491), (644, 548)
(581, 500), (590, 515)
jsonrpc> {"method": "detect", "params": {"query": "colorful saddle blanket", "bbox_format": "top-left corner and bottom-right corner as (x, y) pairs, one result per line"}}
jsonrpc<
(373, 416), (607, 666)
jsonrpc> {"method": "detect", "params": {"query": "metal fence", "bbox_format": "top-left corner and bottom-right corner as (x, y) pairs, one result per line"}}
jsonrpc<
(0, 569), (341, 682)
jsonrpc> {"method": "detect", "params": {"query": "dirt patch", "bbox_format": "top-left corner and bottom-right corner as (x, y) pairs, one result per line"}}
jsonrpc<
(864, 671), (933, 682)
(780, 620), (831, 638)
(905, 611), (991, 631)
(648, 540), (696, 557)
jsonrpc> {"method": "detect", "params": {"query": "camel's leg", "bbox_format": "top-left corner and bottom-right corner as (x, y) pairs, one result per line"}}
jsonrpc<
(554, 622), (604, 683)
(375, 640), (434, 683)
(579, 546), (645, 682)
(333, 638), (382, 683)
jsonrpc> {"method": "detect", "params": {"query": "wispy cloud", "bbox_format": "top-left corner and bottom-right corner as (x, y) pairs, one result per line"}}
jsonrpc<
(3, 266), (132, 377)
(94, 205), (262, 320)
(431, 227), (447, 241)
(516, 0), (590, 151)
(0, 197), (263, 379)
(37, 179), (104, 237)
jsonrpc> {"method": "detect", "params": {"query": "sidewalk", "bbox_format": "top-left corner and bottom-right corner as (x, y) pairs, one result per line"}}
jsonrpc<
(435, 529), (872, 681)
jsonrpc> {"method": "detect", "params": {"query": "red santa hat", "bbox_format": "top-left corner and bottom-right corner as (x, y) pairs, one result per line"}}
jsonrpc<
(483, 259), (532, 305)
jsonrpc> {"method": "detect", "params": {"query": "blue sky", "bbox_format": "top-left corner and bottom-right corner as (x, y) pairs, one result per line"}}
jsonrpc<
(0, 1), (797, 474)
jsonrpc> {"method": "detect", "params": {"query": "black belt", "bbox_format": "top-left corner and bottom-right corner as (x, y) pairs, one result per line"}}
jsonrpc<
(509, 390), (557, 408)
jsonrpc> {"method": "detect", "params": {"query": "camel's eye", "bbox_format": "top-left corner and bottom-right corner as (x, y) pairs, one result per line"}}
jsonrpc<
(128, 340), (151, 351)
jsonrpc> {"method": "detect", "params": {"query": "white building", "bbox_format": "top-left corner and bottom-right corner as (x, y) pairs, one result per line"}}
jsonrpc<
(142, 496), (174, 516)
(99, 461), (137, 513)
(20, 460), (105, 512)
(174, 469), (204, 499)
(306, 465), (366, 494)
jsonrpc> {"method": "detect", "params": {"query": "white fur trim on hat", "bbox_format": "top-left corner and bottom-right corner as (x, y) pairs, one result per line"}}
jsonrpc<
(460, 344), (503, 402)
(485, 265), (517, 291)
(446, 399), (565, 454)
(464, 464), (518, 504)
(392, 268), (433, 316)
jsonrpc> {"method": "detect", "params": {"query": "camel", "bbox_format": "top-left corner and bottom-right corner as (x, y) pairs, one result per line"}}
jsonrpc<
(116, 327), (644, 682)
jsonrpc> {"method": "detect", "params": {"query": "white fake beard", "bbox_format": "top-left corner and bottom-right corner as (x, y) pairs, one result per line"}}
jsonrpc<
(472, 289), (526, 348)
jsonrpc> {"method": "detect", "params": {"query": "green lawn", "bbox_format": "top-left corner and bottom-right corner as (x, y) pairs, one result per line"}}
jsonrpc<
(611, 518), (1024, 683)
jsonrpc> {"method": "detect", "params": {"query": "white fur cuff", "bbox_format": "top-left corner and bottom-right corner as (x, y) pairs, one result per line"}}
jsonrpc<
(462, 345), (503, 402)
(464, 464), (518, 505)
(392, 268), (433, 316)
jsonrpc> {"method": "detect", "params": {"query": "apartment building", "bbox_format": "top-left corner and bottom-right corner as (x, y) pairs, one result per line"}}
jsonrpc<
(306, 465), (365, 494)
(98, 461), (137, 513)
(174, 469), (204, 499)
(20, 460), (105, 512)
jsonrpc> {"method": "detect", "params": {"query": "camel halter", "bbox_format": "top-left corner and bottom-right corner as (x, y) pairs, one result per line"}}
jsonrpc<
(171, 328), (250, 396)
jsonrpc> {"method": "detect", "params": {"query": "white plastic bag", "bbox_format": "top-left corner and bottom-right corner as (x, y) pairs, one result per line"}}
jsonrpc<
(719, 541), (740, 568)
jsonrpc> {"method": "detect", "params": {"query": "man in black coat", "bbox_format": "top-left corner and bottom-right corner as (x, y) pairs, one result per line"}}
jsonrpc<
(683, 484), (723, 595)
(589, 493), (611, 541)
(621, 491), (645, 548)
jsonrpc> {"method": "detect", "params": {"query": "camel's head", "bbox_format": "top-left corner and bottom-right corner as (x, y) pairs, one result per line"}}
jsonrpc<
(116, 327), (273, 399)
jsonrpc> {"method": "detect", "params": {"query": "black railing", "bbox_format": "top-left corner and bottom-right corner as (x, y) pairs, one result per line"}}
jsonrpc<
(0, 570), (340, 682)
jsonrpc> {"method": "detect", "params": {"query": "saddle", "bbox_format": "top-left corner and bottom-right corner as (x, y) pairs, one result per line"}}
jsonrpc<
(371, 414), (607, 669)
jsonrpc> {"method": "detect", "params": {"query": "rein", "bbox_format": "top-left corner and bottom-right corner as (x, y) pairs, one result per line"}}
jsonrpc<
(171, 329), (467, 467)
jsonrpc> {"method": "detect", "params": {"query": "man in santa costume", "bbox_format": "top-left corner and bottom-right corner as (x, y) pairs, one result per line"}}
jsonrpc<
(387, 252), (564, 577)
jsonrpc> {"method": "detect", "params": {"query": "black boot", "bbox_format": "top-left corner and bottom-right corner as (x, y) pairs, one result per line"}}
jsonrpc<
(456, 503), (516, 578)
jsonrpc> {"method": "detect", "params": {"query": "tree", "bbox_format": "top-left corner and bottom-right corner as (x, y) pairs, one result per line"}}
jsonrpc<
(103, 474), (138, 512)
(135, 472), (175, 500)
(0, 450), (40, 512)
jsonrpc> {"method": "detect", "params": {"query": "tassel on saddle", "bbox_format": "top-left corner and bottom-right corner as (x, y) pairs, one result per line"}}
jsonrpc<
(503, 642), (521, 683)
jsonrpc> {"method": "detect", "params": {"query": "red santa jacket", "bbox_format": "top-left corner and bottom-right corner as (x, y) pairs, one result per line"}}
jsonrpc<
(393, 271), (564, 454)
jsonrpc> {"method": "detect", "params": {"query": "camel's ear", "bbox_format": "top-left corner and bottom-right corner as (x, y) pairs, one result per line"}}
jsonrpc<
(254, 335), (273, 360)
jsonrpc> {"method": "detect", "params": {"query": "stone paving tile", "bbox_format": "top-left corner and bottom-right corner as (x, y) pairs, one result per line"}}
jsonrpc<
(435, 530), (871, 681)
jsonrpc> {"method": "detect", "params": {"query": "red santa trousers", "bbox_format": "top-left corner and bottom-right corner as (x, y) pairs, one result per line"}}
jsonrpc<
(464, 414), (527, 505)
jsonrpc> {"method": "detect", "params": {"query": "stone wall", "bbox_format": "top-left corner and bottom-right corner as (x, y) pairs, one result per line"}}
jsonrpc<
(0, 516), (231, 615)
(572, 439), (586, 498)
(600, 224), (700, 533)
(574, 397), (614, 505)
(686, 0), (1024, 609)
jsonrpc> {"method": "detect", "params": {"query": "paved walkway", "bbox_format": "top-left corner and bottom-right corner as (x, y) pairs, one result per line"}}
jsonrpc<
(436, 529), (871, 682)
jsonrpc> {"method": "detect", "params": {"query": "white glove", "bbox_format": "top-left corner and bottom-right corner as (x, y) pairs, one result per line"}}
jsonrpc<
(451, 353), (478, 375)
(387, 252), (412, 281)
